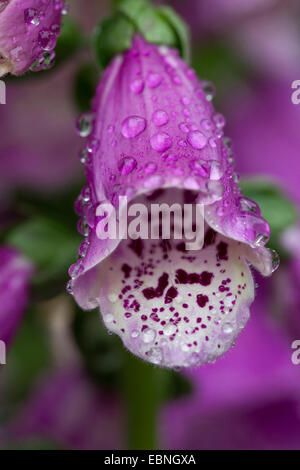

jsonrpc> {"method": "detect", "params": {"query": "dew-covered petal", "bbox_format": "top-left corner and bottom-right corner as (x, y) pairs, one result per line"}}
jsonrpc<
(0, 0), (65, 77)
(69, 36), (277, 368)
(93, 230), (254, 368)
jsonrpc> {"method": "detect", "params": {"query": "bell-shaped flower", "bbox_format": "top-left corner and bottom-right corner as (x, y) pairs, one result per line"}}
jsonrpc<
(69, 36), (278, 368)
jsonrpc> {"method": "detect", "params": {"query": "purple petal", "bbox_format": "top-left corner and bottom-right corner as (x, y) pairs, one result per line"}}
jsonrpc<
(0, 246), (34, 346)
(0, 0), (65, 76)
(70, 37), (276, 367)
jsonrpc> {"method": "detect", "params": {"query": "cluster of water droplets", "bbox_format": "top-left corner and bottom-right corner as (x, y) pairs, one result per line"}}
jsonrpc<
(67, 37), (279, 302)
(23, 1), (68, 72)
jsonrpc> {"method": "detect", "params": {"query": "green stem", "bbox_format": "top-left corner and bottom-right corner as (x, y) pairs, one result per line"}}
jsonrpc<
(122, 352), (169, 450)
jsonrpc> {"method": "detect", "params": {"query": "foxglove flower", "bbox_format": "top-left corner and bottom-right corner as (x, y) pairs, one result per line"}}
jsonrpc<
(69, 36), (278, 368)
(0, 0), (66, 77)
(0, 246), (33, 346)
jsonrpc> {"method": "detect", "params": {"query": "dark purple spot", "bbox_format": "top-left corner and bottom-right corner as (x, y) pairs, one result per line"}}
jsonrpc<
(164, 286), (178, 304)
(217, 241), (228, 261)
(142, 273), (169, 299)
(175, 269), (214, 286)
(122, 264), (132, 279)
(129, 238), (144, 258)
(176, 242), (187, 252)
(203, 228), (217, 248)
(197, 294), (209, 308)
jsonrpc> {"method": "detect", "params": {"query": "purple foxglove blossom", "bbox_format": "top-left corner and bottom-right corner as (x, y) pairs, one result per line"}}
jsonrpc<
(163, 293), (300, 449)
(69, 36), (278, 368)
(0, 0), (65, 77)
(0, 246), (33, 346)
(7, 366), (123, 450)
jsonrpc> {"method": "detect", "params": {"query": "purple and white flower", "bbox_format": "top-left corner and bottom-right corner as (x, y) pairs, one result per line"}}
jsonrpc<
(69, 36), (278, 368)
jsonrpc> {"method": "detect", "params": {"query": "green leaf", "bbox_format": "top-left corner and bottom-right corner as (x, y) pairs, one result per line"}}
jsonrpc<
(157, 5), (190, 62)
(73, 63), (99, 112)
(54, 17), (83, 67)
(3, 310), (51, 407)
(6, 215), (80, 288)
(118, 0), (178, 48)
(94, 0), (190, 67)
(72, 307), (124, 388)
(94, 13), (136, 68)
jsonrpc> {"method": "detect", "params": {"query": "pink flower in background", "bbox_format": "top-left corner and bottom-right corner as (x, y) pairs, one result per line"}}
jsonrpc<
(228, 81), (300, 206)
(173, 0), (279, 35)
(0, 63), (81, 197)
(0, 246), (34, 346)
(163, 290), (300, 449)
(69, 36), (277, 369)
(6, 366), (124, 450)
(0, 0), (66, 76)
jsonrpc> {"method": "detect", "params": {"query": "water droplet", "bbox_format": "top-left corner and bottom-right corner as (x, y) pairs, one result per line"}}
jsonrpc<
(150, 132), (172, 152)
(62, 2), (70, 15)
(187, 131), (207, 150)
(213, 113), (226, 129)
(118, 156), (137, 175)
(144, 175), (164, 189)
(164, 323), (176, 336)
(179, 122), (189, 133)
(222, 322), (233, 336)
(270, 249), (280, 273)
(172, 75), (182, 86)
(66, 280), (73, 295)
(108, 292), (118, 303)
(121, 115), (146, 139)
(87, 138), (99, 154)
(144, 162), (157, 174)
(189, 159), (210, 178)
(239, 197), (260, 215)
(201, 119), (213, 131)
(105, 314), (114, 323)
(76, 112), (94, 137)
(0, 1), (8, 13)
(146, 72), (162, 88)
(206, 180), (224, 200)
(142, 328), (156, 344)
(210, 160), (224, 180)
(68, 262), (83, 279)
(202, 80), (216, 101)
(148, 347), (162, 365)
(24, 8), (40, 26)
(130, 78), (144, 94)
(78, 239), (89, 258)
(131, 330), (139, 338)
(184, 177), (200, 190)
(38, 29), (56, 51)
(152, 110), (169, 127)
(181, 96), (190, 106)
(51, 24), (60, 34)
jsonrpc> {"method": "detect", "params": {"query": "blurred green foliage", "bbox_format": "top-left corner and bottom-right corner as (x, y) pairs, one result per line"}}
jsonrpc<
(241, 179), (298, 255)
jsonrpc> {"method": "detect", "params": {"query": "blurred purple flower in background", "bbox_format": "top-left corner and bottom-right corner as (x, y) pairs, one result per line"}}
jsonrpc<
(0, 246), (33, 346)
(228, 81), (300, 206)
(163, 291), (300, 449)
(0, 0), (66, 76)
(0, 64), (81, 199)
(7, 366), (124, 450)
